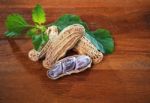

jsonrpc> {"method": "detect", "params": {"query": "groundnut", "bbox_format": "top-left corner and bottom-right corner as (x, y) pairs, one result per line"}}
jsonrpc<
(47, 55), (92, 80)
(43, 24), (85, 69)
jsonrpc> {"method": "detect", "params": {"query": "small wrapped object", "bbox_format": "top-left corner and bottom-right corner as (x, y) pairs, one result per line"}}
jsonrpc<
(47, 55), (92, 80)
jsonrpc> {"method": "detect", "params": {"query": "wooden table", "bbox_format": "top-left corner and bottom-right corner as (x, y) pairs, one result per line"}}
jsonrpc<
(0, 0), (150, 103)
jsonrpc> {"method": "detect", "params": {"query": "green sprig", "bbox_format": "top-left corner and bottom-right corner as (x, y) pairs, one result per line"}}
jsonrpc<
(5, 4), (48, 51)
(52, 14), (115, 54)
(5, 4), (115, 54)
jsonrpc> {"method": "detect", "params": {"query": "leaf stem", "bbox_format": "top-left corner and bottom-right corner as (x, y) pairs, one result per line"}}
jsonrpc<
(25, 25), (35, 28)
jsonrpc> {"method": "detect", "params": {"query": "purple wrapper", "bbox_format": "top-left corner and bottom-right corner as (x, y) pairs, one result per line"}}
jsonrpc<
(47, 55), (92, 79)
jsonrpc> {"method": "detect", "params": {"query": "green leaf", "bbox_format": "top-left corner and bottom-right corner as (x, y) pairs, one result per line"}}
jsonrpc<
(4, 31), (19, 37)
(86, 29), (114, 54)
(35, 25), (46, 32)
(52, 14), (88, 31)
(52, 14), (114, 54)
(93, 29), (114, 54)
(85, 32), (105, 53)
(5, 14), (29, 37)
(42, 33), (49, 42)
(32, 35), (42, 51)
(27, 28), (38, 37)
(32, 33), (49, 51)
(32, 4), (46, 24)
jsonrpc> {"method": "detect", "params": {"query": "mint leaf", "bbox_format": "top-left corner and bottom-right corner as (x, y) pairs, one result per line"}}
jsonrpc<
(42, 33), (49, 42)
(52, 14), (114, 54)
(93, 29), (114, 54)
(52, 14), (88, 31)
(32, 35), (42, 50)
(4, 4), (48, 51)
(27, 28), (38, 37)
(5, 14), (29, 37)
(32, 4), (46, 24)
(32, 33), (48, 51)
(85, 32), (105, 53)
(4, 31), (18, 37)
(86, 29), (114, 54)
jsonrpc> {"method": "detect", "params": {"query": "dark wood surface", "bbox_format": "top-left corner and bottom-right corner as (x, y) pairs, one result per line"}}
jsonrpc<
(0, 0), (150, 103)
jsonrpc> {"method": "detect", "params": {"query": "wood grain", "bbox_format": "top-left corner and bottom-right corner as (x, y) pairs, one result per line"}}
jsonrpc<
(0, 0), (150, 103)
